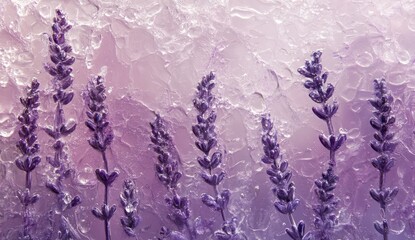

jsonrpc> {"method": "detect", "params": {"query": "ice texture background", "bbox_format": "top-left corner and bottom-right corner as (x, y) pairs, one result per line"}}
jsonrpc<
(0, 0), (415, 239)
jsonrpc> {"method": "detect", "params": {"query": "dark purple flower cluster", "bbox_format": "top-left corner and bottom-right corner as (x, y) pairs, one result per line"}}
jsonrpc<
(193, 72), (243, 240)
(192, 72), (228, 215)
(368, 79), (398, 239)
(260, 114), (306, 240)
(16, 79), (41, 239)
(120, 179), (140, 237)
(85, 75), (118, 240)
(85, 75), (114, 153)
(150, 115), (195, 239)
(298, 51), (346, 239)
(44, 9), (75, 107)
(43, 9), (81, 240)
(150, 115), (182, 189)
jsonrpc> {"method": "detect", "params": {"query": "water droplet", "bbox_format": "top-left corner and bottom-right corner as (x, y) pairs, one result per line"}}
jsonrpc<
(38, 5), (51, 18)
(408, 15), (415, 32)
(396, 49), (410, 64)
(85, 53), (93, 69)
(91, 32), (102, 50)
(355, 51), (373, 67)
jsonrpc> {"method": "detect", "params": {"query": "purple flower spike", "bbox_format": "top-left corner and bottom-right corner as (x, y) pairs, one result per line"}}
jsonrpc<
(120, 179), (141, 237)
(298, 51), (346, 239)
(150, 115), (182, 189)
(44, 9), (80, 240)
(84, 75), (116, 240)
(150, 115), (196, 239)
(193, 72), (244, 239)
(44, 9), (75, 106)
(260, 114), (306, 240)
(368, 79), (398, 240)
(16, 79), (41, 239)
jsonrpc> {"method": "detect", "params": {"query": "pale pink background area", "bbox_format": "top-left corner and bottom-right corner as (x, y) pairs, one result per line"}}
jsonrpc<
(0, 0), (415, 239)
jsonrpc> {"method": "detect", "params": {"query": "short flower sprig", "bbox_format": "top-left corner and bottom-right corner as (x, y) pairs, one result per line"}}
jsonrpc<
(298, 51), (346, 240)
(192, 72), (242, 239)
(150, 114), (195, 240)
(43, 9), (81, 239)
(368, 79), (398, 240)
(84, 75), (117, 240)
(260, 114), (306, 240)
(120, 179), (141, 238)
(16, 79), (41, 239)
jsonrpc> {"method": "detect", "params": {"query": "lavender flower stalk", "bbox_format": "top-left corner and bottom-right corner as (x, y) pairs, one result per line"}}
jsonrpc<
(368, 79), (398, 240)
(120, 179), (141, 238)
(260, 114), (306, 240)
(43, 9), (81, 239)
(84, 75), (118, 240)
(298, 51), (346, 240)
(192, 72), (241, 239)
(16, 79), (41, 239)
(150, 114), (195, 240)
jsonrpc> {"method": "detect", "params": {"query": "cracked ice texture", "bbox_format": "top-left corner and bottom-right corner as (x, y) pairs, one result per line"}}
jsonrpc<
(0, 0), (414, 239)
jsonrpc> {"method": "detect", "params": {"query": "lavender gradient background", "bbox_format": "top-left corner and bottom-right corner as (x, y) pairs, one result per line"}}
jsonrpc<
(0, 0), (415, 239)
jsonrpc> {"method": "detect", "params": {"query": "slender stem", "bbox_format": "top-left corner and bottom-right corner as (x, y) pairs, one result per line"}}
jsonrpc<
(23, 170), (32, 237)
(325, 117), (334, 135)
(102, 151), (109, 173)
(25, 171), (31, 190)
(101, 151), (111, 240)
(23, 205), (30, 237)
(380, 170), (388, 240)
(322, 101), (336, 167)
(208, 166), (226, 222)
(288, 213), (296, 226)
(379, 171), (385, 192)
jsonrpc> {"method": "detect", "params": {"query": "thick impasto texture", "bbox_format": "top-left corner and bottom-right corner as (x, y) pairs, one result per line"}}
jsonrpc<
(0, 1), (415, 240)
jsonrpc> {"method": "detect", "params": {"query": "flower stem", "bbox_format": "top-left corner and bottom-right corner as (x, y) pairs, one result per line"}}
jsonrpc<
(288, 213), (296, 226)
(25, 171), (31, 190)
(102, 151), (111, 240)
(209, 167), (226, 222)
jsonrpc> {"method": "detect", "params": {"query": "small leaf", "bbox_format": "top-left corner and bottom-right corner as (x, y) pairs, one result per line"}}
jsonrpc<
(319, 134), (331, 150)
(210, 151), (222, 169)
(92, 207), (104, 220)
(61, 92), (74, 105)
(312, 106), (327, 120)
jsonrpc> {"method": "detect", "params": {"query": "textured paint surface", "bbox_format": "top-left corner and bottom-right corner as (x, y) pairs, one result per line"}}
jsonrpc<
(0, 0), (415, 239)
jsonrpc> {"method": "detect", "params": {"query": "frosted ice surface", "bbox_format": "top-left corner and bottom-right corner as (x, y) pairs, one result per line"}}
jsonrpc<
(0, 0), (415, 239)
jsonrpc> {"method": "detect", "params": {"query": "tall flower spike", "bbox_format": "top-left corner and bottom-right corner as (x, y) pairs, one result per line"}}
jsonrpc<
(150, 114), (195, 239)
(192, 72), (243, 239)
(16, 79), (41, 239)
(120, 179), (141, 237)
(368, 79), (398, 240)
(260, 114), (307, 240)
(43, 9), (81, 240)
(85, 75), (118, 240)
(298, 51), (346, 240)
